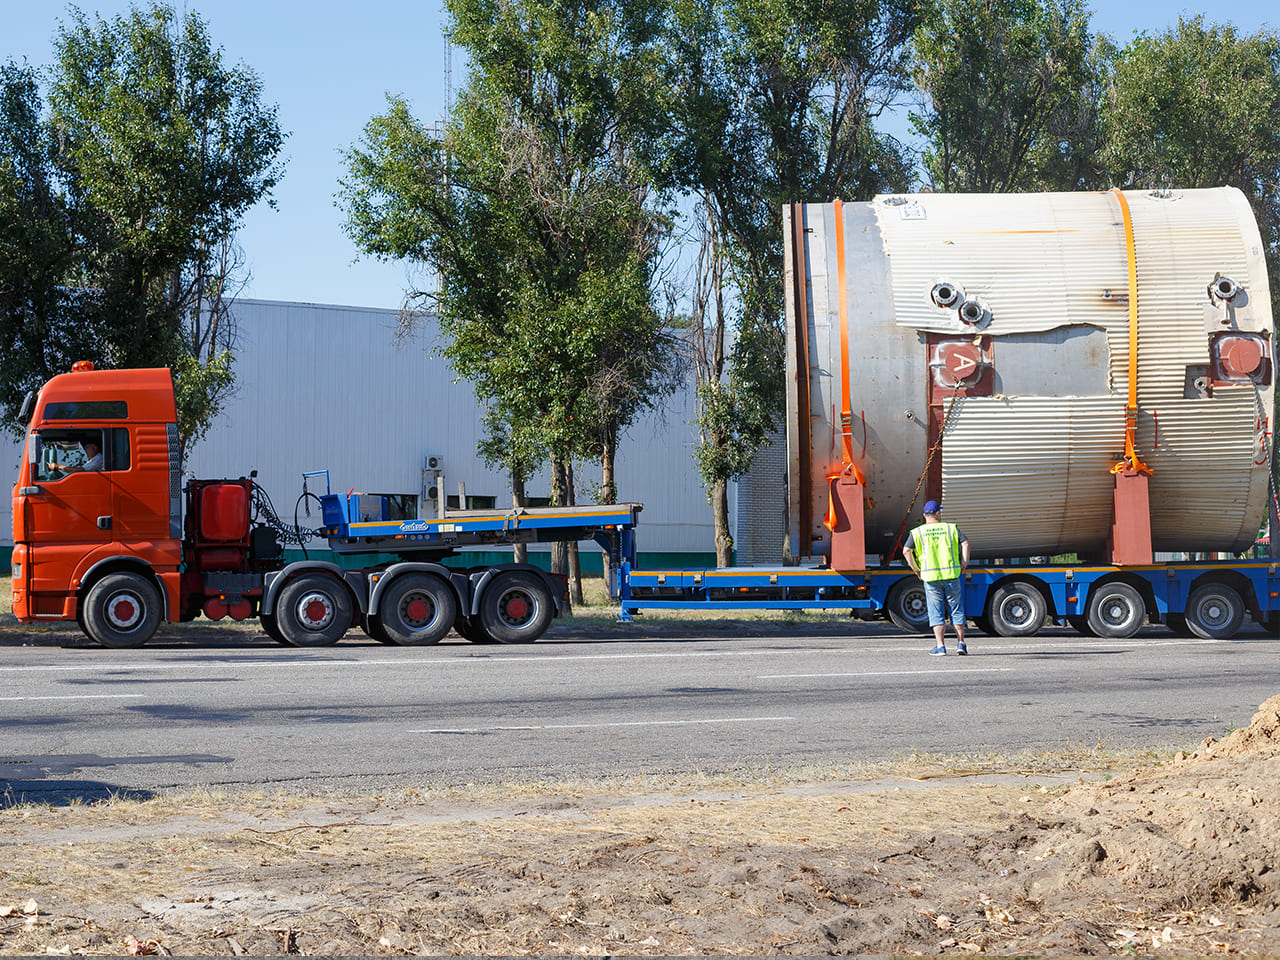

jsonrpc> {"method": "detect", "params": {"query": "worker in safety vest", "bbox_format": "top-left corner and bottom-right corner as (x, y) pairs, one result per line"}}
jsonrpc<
(902, 500), (970, 656)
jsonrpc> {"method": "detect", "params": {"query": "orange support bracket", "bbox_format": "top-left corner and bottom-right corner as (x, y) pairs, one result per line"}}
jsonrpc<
(1109, 468), (1153, 565)
(824, 466), (866, 571)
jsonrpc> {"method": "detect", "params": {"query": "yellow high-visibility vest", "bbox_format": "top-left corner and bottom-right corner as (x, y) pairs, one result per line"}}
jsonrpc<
(911, 522), (963, 582)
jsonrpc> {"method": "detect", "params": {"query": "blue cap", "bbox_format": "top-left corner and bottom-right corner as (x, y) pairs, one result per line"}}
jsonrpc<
(923, 500), (941, 514)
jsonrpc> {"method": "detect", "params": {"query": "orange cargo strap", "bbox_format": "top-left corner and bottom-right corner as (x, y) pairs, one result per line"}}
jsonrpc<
(1110, 188), (1152, 476)
(824, 199), (864, 532)
(832, 199), (866, 486)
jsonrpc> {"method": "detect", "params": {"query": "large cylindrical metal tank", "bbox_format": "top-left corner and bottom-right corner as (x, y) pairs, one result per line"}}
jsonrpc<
(784, 188), (1275, 561)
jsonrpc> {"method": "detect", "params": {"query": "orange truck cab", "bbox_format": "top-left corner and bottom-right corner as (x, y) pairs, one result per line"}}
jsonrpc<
(11, 363), (183, 645)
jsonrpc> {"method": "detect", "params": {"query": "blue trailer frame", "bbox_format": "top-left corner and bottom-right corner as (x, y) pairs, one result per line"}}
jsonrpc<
(315, 488), (1278, 641)
(613, 526), (1280, 640)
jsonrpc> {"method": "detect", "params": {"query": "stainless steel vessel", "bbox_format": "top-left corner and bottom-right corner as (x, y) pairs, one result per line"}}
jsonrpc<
(784, 188), (1275, 560)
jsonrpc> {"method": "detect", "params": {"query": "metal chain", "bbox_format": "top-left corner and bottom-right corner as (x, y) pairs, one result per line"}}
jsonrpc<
(889, 394), (964, 564)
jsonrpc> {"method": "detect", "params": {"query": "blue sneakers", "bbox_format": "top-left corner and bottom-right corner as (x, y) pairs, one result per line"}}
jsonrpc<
(929, 645), (946, 656)
(957, 641), (968, 656)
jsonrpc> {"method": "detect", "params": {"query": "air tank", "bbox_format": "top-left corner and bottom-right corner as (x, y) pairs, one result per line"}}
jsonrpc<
(784, 188), (1275, 561)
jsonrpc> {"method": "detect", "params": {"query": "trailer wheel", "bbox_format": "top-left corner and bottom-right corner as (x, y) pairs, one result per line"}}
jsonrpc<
(885, 578), (931, 635)
(378, 574), (457, 645)
(1086, 582), (1145, 639)
(276, 575), (353, 646)
(83, 573), (161, 648)
(1184, 583), (1245, 640)
(988, 583), (1047, 637)
(260, 613), (290, 645)
(478, 572), (553, 643)
(1066, 614), (1096, 636)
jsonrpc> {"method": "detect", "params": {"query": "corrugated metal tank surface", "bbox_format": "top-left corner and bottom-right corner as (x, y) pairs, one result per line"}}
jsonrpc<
(1, 300), (713, 557)
(785, 188), (1275, 560)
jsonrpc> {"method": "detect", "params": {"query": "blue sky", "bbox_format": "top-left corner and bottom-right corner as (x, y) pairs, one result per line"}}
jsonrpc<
(5, 0), (1277, 310)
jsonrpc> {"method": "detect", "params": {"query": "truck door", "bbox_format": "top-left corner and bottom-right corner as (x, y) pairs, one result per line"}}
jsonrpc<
(22, 428), (117, 597)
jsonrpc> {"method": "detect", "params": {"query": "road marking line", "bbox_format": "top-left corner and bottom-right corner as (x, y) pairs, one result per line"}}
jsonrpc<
(412, 715), (796, 734)
(758, 667), (1014, 679)
(0, 694), (145, 702)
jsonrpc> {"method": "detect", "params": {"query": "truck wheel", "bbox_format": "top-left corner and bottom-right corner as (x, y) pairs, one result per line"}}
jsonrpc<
(1086, 582), (1145, 639)
(478, 572), (553, 643)
(455, 616), (499, 644)
(362, 616), (396, 644)
(988, 582), (1048, 637)
(1184, 583), (1245, 640)
(260, 613), (290, 645)
(83, 573), (161, 648)
(378, 574), (457, 645)
(885, 577), (931, 635)
(276, 575), (353, 646)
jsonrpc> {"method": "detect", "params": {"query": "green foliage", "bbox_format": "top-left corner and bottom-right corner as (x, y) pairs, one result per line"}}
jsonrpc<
(911, 0), (1102, 191)
(664, 0), (918, 522)
(0, 62), (102, 430)
(171, 347), (234, 450)
(341, 0), (675, 501)
(0, 4), (283, 452)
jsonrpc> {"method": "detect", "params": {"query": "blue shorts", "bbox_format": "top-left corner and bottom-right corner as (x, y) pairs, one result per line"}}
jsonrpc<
(924, 578), (965, 626)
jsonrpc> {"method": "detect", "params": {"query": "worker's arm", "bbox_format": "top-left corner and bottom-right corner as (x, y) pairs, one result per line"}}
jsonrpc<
(961, 537), (971, 570)
(903, 541), (919, 575)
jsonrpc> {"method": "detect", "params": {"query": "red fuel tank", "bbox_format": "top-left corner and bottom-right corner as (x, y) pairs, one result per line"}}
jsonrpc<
(199, 483), (250, 542)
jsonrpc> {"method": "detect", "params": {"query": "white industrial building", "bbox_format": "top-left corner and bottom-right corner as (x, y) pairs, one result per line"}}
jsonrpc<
(3, 299), (787, 567)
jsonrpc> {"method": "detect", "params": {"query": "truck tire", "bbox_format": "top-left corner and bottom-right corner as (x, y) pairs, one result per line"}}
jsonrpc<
(1086, 582), (1145, 639)
(259, 613), (290, 645)
(478, 571), (553, 643)
(1066, 614), (1096, 636)
(988, 582), (1047, 637)
(455, 616), (499, 644)
(1184, 583), (1245, 640)
(362, 616), (396, 644)
(82, 572), (162, 648)
(885, 577), (931, 635)
(275, 574), (353, 646)
(377, 573), (457, 645)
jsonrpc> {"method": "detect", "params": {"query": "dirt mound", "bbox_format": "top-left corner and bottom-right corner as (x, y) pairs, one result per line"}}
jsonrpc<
(5, 700), (1280, 955)
(1193, 693), (1280, 761)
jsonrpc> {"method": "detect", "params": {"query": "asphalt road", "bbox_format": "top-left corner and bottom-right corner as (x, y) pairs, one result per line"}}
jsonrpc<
(1, 620), (1277, 804)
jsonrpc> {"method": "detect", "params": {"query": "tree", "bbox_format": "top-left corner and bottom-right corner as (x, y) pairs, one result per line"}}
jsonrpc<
(0, 62), (102, 429)
(0, 4), (284, 454)
(910, 0), (1103, 192)
(341, 0), (677, 594)
(664, 0), (918, 564)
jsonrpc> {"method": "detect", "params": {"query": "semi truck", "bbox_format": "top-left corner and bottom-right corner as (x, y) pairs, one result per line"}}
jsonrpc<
(10, 362), (638, 647)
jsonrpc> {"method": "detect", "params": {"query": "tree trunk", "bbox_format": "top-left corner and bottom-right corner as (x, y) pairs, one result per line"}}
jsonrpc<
(600, 429), (617, 598)
(566, 462), (583, 607)
(713, 477), (733, 567)
(550, 457), (567, 576)
(511, 470), (528, 565)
